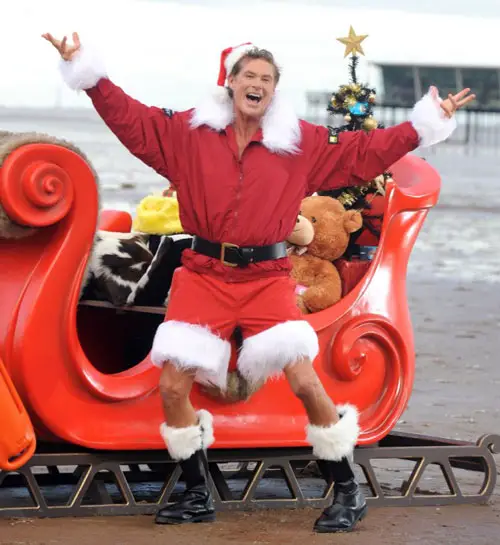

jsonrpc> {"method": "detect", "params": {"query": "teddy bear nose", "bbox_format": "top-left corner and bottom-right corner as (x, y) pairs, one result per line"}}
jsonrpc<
(296, 218), (300, 223)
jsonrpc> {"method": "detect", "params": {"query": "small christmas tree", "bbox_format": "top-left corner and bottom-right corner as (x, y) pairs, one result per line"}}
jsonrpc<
(320, 26), (392, 221)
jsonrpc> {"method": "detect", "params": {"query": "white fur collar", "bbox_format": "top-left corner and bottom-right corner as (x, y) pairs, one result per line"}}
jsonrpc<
(189, 87), (302, 155)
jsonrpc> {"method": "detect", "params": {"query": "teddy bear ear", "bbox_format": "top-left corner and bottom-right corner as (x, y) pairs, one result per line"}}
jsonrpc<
(344, 209), (363, 233)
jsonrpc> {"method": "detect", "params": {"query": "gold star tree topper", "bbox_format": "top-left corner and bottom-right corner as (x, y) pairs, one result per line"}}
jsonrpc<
(337, 26), (369, 57)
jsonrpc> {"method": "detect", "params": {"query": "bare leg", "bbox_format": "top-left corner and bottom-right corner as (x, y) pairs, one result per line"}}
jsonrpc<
(284, 358), (366, 533)
(158, 361), (197, 428)
(284, 358), (339, 426)
(156, 361), (215, 525)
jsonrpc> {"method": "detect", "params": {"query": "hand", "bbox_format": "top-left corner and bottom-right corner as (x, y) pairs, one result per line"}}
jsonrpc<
(430, 86), (476, 118)
(42, 31), (81, 61)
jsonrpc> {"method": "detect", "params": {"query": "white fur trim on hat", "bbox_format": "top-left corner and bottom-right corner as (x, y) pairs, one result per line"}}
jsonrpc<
(159, 409), (214, 461)
(306, 404), (360, 461)
(409, 87), (457, 148)
(224, 43), (256, 83)
(189, 89), (302, 155)
(237, 320), (319, 387)
(59, 45), (107, 91)
(150, 320), (231, 389)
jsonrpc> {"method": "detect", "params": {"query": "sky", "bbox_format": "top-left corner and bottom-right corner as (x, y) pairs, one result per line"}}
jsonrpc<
(3, 0), (499, 113)
(145, 0), (500, 17)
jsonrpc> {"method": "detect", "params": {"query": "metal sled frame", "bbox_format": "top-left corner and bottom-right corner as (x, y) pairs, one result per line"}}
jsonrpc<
(0, 431), (498, 518)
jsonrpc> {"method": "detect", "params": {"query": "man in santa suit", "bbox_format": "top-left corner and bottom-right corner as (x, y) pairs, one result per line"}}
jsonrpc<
(43, 32), (473, 532)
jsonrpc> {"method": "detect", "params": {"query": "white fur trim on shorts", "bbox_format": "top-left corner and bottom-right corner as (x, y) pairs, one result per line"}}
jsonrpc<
(237, 320), (319, 387)
(151, 320), (231, 389)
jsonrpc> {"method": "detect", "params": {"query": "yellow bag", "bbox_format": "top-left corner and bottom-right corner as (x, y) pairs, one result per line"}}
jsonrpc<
(132, 194), (183, 235)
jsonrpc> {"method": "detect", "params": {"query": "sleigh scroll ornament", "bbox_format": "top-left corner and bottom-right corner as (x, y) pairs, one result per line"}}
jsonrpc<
(0, 130), (99, 238)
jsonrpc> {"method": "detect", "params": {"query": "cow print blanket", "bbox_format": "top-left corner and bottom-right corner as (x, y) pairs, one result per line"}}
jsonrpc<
(80, 231), (193, 307)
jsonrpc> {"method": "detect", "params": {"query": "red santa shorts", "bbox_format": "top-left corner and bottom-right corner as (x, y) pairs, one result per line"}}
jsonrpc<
(150, 267), (319, 389)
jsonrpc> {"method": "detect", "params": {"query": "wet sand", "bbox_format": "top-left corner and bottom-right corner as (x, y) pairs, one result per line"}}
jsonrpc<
(0, 503), (499, 545)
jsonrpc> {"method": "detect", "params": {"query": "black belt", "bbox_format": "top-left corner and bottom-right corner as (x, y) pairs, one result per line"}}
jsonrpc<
(191, 236), (288, 267)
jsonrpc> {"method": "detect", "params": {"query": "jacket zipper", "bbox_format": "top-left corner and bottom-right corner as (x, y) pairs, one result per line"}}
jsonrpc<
(226, 157), (243, 281)
(234, 159), (243, 225)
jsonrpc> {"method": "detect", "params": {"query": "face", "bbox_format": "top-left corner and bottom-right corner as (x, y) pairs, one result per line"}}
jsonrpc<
(228, 58), (277, 119)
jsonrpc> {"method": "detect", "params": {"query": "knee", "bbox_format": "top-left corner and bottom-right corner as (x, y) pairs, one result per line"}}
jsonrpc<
(158, 363), (192, 407)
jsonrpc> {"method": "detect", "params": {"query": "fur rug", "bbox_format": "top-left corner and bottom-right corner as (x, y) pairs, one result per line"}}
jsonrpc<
(81, 233), (193, 307)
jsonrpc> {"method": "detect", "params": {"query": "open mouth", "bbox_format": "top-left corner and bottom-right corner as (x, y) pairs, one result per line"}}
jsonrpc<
(246, 93), (262, 104)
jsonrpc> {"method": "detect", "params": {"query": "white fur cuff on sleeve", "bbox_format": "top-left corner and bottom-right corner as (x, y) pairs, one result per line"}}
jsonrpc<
(409, 90), (457, 148)
(59, 46), (108, 91)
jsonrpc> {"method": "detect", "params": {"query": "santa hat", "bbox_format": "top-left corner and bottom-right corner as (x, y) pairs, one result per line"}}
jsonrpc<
(217, 42), (257, 86)
(189, 42), (302, 155)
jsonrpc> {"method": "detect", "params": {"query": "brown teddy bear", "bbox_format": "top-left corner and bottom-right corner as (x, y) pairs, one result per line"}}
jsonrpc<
(289, 196), (362, 314)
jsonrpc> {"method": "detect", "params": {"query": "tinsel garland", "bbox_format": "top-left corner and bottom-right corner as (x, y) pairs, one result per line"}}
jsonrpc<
(318, 172), (390, 210)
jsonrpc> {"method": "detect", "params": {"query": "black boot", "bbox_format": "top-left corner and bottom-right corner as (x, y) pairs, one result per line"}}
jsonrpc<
(155, 448), (215, 524)
(313, 457), (367, 533)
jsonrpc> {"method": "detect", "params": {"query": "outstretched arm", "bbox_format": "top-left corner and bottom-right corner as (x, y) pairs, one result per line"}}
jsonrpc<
(42, 32), (183, 186)
(306, 86), (475, 194)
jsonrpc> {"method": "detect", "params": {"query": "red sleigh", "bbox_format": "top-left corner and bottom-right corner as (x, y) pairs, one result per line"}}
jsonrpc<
(0, 134), (439, 461)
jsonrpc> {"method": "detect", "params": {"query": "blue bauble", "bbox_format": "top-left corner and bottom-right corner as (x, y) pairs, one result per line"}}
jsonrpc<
(349, 101), (369, 116)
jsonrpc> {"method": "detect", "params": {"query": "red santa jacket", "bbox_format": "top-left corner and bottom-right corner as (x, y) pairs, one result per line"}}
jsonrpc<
(86, 79), (420, 283)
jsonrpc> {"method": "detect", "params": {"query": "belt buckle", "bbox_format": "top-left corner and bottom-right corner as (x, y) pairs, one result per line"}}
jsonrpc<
(220, 242), (239, 267)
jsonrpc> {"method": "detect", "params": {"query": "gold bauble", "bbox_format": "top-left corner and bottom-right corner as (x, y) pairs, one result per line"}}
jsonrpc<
(330, 97), (338, 107)
(368, 93), (376, 103)
(363, 117), (378, 131)
(344, 114), (352, 122)
(345, 96), (357, 107)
